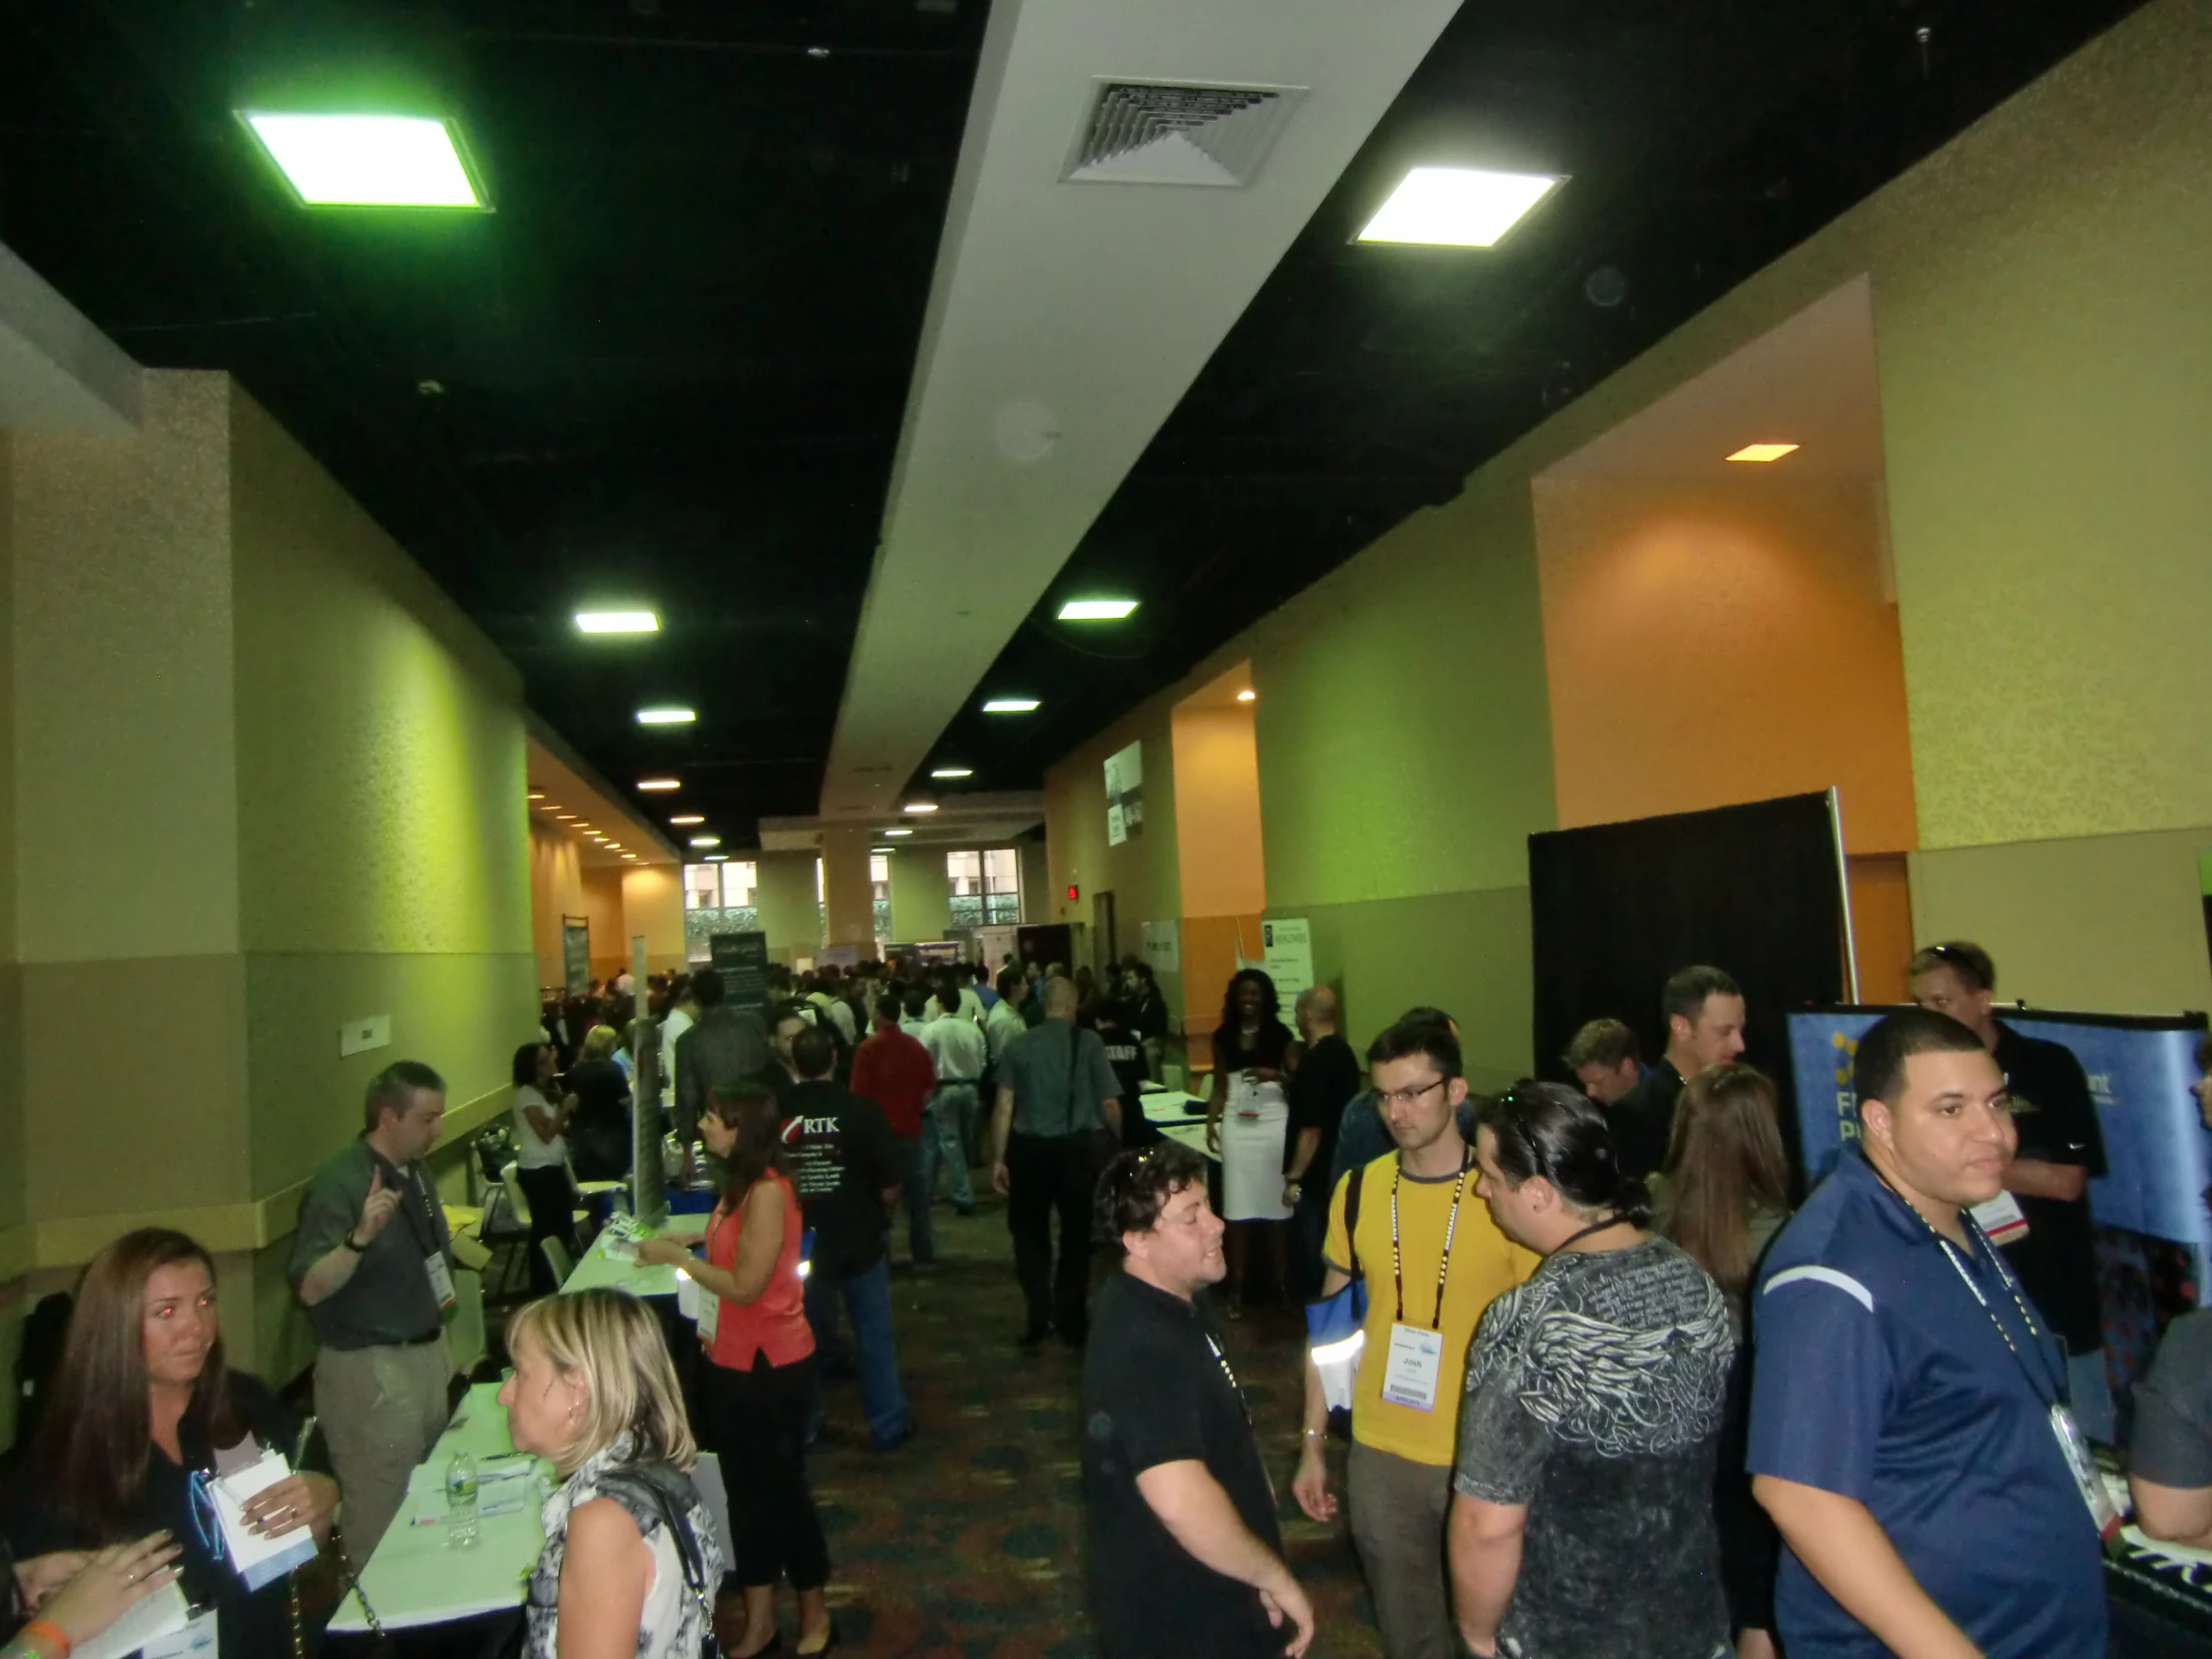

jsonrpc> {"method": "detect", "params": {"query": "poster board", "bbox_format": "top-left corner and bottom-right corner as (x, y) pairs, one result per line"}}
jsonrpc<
(1261, 917), (1312, 1000)
(709, 931), (771, 1021)
(629, 936), (666, 1226)
(1141, 919), (1181, 975)
(562, 918), (592, 995)
(1787, 1005), (2212, 1246)
(1105, 741), (1144, 846)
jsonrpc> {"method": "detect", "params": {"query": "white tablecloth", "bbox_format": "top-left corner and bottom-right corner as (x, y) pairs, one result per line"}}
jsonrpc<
(327, 1384), (547, 1633)
(561, 1225), (683, 1297)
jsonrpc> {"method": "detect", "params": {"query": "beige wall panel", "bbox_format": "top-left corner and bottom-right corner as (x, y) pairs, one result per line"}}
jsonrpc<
(228, 389), (530, 956)
(530, 823), (585, 989)
(889, 848), (950, 942)
(21, 953), (249, 1220)
(755, 850), (821, 962)
(621, 864), (687, 973)
(12, 374), (239, 962)
(1909, 828), (2212, 1018)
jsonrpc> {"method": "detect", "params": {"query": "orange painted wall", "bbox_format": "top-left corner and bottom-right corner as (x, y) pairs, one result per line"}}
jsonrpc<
(1179, 912), (1266, 1060)
(1172, 706), (1267, 913)
(1848, 854), (1915, 1004)
(1534, 476), (1917, 855)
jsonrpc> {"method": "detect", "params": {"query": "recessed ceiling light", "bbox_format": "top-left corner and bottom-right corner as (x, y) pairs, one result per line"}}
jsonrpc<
(621, 852), (639, 860)
(871, 847), (894, 854)
(1358, 167), (1560, 248)
(669, 815), (706, 826)
(1057, 598), (1139, 621)
(929, 768), (972, 780)
(538, 803), (562, 811)
(902, 802), (939, 815)
(555, 815), (576, 822)
(636, 707), (696, 725)
(527, 792), (545, 800)
(241, 113), (486, 209)
(982, 698), (1040, 714)
(1236, 689), (1256, 703)
(883, 828), (914, 837)
(704, 853), (729, 862)
(1726, 442), (1801, 463)
(689, 835), (722, 847)
(575, 610), (661, 635)
(637, 779), (681, 792)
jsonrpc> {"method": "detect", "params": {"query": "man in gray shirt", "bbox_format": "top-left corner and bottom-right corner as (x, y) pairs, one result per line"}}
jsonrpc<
(288, 1060), (458, 1571)
(674, 967), (771, 1184)
(988, 976), (1122, 1348)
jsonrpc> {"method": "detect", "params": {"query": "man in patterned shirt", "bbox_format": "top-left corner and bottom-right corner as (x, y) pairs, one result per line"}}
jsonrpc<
(1448, 1082), (1735, 1659)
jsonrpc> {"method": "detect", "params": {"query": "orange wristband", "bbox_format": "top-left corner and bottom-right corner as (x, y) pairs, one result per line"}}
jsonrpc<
(21, 1620), (73, 1658)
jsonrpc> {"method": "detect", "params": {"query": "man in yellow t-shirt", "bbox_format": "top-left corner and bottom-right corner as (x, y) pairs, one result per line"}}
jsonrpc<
(1293, 1016), (1535, 1659)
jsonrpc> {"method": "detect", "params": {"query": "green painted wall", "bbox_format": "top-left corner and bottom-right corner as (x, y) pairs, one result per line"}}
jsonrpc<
(755, 850), (822, 963)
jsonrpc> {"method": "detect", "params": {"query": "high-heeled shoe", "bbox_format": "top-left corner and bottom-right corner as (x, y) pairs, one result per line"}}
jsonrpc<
(732, 1631), (784, 1659)
(795, 1622), (839, 1658)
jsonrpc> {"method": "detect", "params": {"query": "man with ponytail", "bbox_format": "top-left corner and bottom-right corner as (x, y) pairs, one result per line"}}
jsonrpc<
(1447, 1082), (1735, 1659)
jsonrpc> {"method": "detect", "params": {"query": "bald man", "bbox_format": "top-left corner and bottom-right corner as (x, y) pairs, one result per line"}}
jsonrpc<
(1283, 986), (1363, 1297)
(989, 974), (1124, 1347)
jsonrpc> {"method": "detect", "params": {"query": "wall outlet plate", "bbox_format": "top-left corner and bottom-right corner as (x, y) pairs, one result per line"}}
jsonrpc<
(340, 1014), (391, 1057)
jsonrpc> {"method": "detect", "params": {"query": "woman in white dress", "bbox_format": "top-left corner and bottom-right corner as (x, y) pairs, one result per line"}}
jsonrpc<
(1205, 968), (1303, 1317)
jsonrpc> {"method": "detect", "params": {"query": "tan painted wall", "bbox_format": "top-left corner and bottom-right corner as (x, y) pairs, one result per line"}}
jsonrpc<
(1535, 476), (1916, 853)
(0, 434), (19, 1448)
(621, 864), (687, 974)
(1909, 829), (2212, 1018)
(530, 822), (585, 989)
(581, 867), (626, 979)
(889, 848), (950, 942)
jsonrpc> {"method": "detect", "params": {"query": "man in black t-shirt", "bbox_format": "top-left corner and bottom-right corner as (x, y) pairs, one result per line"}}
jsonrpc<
(783, 1027), (913, 1449)
(1911, 940), (2111, 1439)
(1281, 986), (1362, 1297)
(1608, 965), (1747, 1180)
(1083, 1144), (1313, 1659)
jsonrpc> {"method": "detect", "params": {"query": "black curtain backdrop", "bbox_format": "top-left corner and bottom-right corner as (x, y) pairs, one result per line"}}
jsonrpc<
(1528, 791), (1848, 1179)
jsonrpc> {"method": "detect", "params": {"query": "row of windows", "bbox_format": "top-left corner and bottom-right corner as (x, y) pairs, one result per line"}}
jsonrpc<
(682, 851), (1022, 927)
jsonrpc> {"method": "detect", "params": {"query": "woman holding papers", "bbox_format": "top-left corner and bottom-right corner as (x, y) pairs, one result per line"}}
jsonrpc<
(502, 1290), (724, 1659)
(636, 1080), (833, 1658)
(3, 1230), (338, 1656)
(2, 1530), (182, 1659)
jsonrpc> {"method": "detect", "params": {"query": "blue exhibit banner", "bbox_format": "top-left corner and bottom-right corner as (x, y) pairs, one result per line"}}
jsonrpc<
(1787, 1006), (2212, 1248)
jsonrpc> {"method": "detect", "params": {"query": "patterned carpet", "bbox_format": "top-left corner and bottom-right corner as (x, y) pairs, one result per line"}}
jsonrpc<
(792, 1197), (1386, 1659)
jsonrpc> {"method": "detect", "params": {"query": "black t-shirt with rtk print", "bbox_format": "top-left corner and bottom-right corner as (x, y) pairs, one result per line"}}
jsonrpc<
(780, 1079), (902, 1280)
(1082, 1273), (1285, 1659)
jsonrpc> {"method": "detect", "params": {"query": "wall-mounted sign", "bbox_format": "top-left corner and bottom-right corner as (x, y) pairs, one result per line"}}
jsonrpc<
(1105, 740), (1144, 846)
(1262, 916), (1313, 1001)
(1141, 919), (1181, 975)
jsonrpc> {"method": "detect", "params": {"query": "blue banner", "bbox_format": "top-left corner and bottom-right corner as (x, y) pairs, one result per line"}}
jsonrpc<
(1787, 1007), (2211, 1247)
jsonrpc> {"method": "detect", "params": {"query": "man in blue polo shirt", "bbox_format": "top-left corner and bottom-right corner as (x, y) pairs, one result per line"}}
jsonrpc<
(1748, 1007), (2107, 1658)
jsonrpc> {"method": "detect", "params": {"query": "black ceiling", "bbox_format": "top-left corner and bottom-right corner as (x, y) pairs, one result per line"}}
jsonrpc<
(2, 0), (2141, 847)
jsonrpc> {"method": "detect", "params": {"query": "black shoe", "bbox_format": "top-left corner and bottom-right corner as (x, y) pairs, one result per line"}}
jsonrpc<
(733, 1632), (784, 1659)
(872, 1417), (920, 1450)
(1018, 1324), (1053, 1350)
(1059, 1325), (1088, 1350)
(953, 1202), (976, 1217)
(796, 1625), (839, 1659)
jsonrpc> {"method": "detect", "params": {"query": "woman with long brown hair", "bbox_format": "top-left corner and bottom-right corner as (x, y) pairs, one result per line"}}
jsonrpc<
(1653, 1065), (1791, 1659)
(7, 1230), (339, 1654)
(636, 1080), (830, 1657)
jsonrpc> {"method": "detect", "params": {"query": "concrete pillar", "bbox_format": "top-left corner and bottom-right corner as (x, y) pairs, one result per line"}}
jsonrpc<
(889, 846), (951, 941)
(820, 829), (876, 952)
(755, 850), (822, 963)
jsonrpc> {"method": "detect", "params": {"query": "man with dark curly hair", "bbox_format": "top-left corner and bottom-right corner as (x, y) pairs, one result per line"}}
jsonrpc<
(1080, 1144), (1313, 1659)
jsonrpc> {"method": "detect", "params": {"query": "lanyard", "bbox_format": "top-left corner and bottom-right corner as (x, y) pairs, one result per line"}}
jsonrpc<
(1875, 1170), (2059, 1408)
(187, 1470), (224, 1562)
(381, 1156), (440, 1256)
(1205, 1332), (1252, 1425)
(1390, 1150), (1471, 1330)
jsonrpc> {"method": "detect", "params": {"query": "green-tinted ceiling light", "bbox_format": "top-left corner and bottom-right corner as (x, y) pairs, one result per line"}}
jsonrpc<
(242, 112), (487, 209)
(1058, 598), (1139, 621)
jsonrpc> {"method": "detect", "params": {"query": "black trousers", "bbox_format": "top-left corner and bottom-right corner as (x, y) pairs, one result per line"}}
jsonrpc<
(513, 1164), (580, 1294)
(700, 1352), (830, 1591)
(1006, 1131), (1095, 1339)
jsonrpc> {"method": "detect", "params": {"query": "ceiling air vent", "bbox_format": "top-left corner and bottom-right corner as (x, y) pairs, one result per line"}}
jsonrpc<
(1062, 79), (1306, 189)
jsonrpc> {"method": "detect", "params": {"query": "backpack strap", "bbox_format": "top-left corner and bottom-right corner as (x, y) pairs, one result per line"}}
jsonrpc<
(1344, 1162), (1366, 1283)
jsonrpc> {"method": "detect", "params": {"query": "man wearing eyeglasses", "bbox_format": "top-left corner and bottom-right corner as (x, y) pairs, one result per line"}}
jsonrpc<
(1291, 1018), (1536, 1659)
(1083, 1143), (1314, 1659)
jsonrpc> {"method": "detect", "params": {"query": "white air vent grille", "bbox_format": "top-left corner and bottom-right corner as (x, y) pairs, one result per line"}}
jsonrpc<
(1063, 80), (1306, 188)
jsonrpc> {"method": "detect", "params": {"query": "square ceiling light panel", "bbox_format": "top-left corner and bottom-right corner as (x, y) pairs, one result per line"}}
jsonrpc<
(1058, 599), (1140, 620)
(1727, 442), (1802, 463)
(575, 610), (659, 634)
(242, 113), (488, 208)
(1357, 168), (1560, 248)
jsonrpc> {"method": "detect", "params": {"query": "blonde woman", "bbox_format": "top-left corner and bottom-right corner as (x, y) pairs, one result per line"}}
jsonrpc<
(501, 1289), (724, 1659)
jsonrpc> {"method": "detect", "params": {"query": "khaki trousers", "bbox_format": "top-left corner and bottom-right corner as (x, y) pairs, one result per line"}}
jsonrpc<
(1347, 1438), (1455, 1659)
(315, 1336), (452, 1573)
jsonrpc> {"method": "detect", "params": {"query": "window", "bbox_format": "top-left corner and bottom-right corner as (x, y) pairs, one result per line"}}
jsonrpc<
(946, 846), (1021, 929)
(682, 861), (761, 955)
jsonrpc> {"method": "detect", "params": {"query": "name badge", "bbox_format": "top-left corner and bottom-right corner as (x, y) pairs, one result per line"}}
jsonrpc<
(2049, 1402), (2121, 1542)
(1379, 1323), (1445, 1411)
(144, 1608), (219, 1659)
(695, 1283), (720, 1346)
(1971, 1191), (2029, 1245)
(424, 1252), (457, 1312)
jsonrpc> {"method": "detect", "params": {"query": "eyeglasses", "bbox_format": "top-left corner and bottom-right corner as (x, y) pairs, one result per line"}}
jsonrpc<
(1376, 1076), (1446, 1109)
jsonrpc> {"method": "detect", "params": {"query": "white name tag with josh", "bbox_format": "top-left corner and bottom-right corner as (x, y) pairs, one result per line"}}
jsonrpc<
(1971, 1191), (2029, 1245)
(139, 1607), (218, 1659)
(1380, 1323), (1446, 1411)
(424, 1251), (456, 1311)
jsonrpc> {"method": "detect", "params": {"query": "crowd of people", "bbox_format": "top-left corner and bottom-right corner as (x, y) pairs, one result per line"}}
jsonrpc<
(6, 935), (2212, 1659)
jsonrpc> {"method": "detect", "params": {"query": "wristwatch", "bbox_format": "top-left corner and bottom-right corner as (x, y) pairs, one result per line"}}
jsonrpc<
(341, 1232), (368, 1253)
(1283, 1180), (1303, 1201)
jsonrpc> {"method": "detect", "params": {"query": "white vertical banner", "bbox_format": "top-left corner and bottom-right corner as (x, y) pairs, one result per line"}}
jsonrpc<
(1261, 917), (1312, 1001)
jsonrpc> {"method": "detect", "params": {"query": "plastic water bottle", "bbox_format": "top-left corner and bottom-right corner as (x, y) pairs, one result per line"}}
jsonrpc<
(445, 1450), (480, 1547)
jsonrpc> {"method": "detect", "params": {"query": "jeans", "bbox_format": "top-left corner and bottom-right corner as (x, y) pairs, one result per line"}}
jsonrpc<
(803, 1256), (909, 1447)
(896, 1133), (934, 1263)
(922, 1086), (976, 1209)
